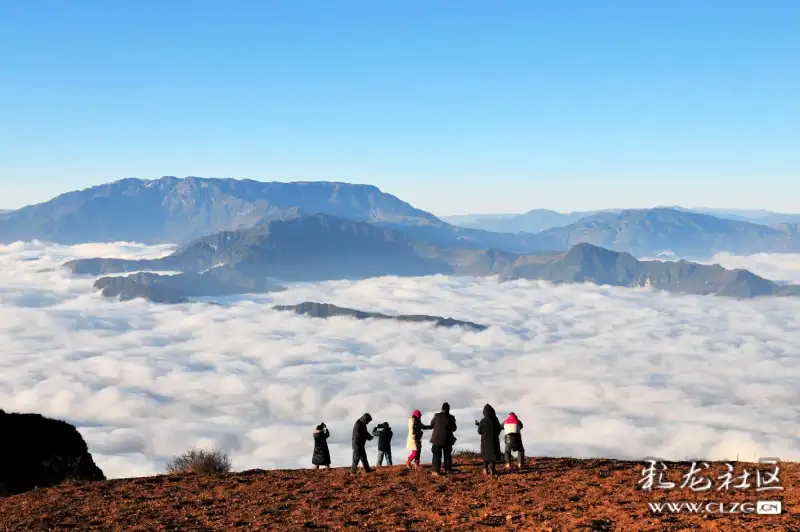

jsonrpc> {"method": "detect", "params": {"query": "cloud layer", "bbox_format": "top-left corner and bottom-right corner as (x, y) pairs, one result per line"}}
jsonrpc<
(2, 241), (800, 479)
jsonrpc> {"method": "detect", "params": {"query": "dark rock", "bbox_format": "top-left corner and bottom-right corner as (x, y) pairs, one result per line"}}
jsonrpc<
(0, 410), (105, 496)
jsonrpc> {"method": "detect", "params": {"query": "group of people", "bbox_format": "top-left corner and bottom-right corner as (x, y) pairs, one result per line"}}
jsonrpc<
(311, 403), (525, 476)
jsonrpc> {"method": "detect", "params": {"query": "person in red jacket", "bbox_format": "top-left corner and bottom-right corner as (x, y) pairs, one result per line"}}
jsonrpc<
(502, 412), (525, 470)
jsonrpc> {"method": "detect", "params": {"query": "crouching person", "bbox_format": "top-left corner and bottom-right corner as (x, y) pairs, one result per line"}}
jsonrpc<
(372, 422), (393, 466)
(503, 412), (525, 470)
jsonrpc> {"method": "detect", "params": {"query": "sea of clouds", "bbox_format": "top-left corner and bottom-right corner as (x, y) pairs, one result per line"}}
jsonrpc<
(2, 241), (800, 479)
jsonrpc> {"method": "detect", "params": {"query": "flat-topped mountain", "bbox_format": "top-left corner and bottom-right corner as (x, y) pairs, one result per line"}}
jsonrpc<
(0, 176), (551, 254)
(274, 302), (488, 331)
(0, 176), (437, 245)
(536, 207), (800, 258)
(64, 214), (800, 302)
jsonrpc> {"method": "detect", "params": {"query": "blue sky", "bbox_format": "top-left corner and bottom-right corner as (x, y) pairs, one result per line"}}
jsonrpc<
(1, 1), (798, 215)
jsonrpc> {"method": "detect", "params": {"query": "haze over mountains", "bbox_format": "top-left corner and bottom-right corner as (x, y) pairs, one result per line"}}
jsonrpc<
(534, 208), (800, 258)
(4, 176), (800, 302)
(3, 177), (800, 259)
(445, 207), (800, 234)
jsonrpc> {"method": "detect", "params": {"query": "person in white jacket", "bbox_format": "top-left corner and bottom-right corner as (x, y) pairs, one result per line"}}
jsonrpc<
(405, 409), (431, 469)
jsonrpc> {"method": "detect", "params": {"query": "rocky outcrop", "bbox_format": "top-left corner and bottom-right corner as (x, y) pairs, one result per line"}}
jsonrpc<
(0, 410), (105, 496)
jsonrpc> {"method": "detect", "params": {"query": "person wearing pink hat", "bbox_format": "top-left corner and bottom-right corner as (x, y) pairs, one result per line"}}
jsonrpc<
(404, 409), (431, 469)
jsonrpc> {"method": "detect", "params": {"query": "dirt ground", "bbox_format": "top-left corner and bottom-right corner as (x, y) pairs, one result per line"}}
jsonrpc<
(0, 454), (797, 530)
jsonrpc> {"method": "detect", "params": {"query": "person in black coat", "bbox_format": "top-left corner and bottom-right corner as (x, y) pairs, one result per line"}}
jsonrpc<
(351, 413), (374, 473)
(429, 402), (457, 475)
(476, 403), (502, 475)
(312, 423), (331, 469)
(371, 422), (393, 466)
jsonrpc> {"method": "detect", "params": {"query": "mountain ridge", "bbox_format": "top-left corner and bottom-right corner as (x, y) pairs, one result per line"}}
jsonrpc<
(535, 207), (800, 258)
(5, 177), (800, 258)
(63, 214), (800, 303)
(273, 302), (489, 331)
(446, 206), (800, 233)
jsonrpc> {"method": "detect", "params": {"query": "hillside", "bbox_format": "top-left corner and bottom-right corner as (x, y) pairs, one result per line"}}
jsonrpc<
(536, 207), (800, 258)
(0, 456), (796, 530)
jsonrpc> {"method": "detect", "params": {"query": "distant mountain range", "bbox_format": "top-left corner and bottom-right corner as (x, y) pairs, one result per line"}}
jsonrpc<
(442, 209), (613, 234)
(273, 302), (488, 331)
(4, 176), (800, 259)
(444, 207), (800, 234)
(680, 207), (800, 226)
(534, 208), (800, 258)
(64, 214), (800, 303)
